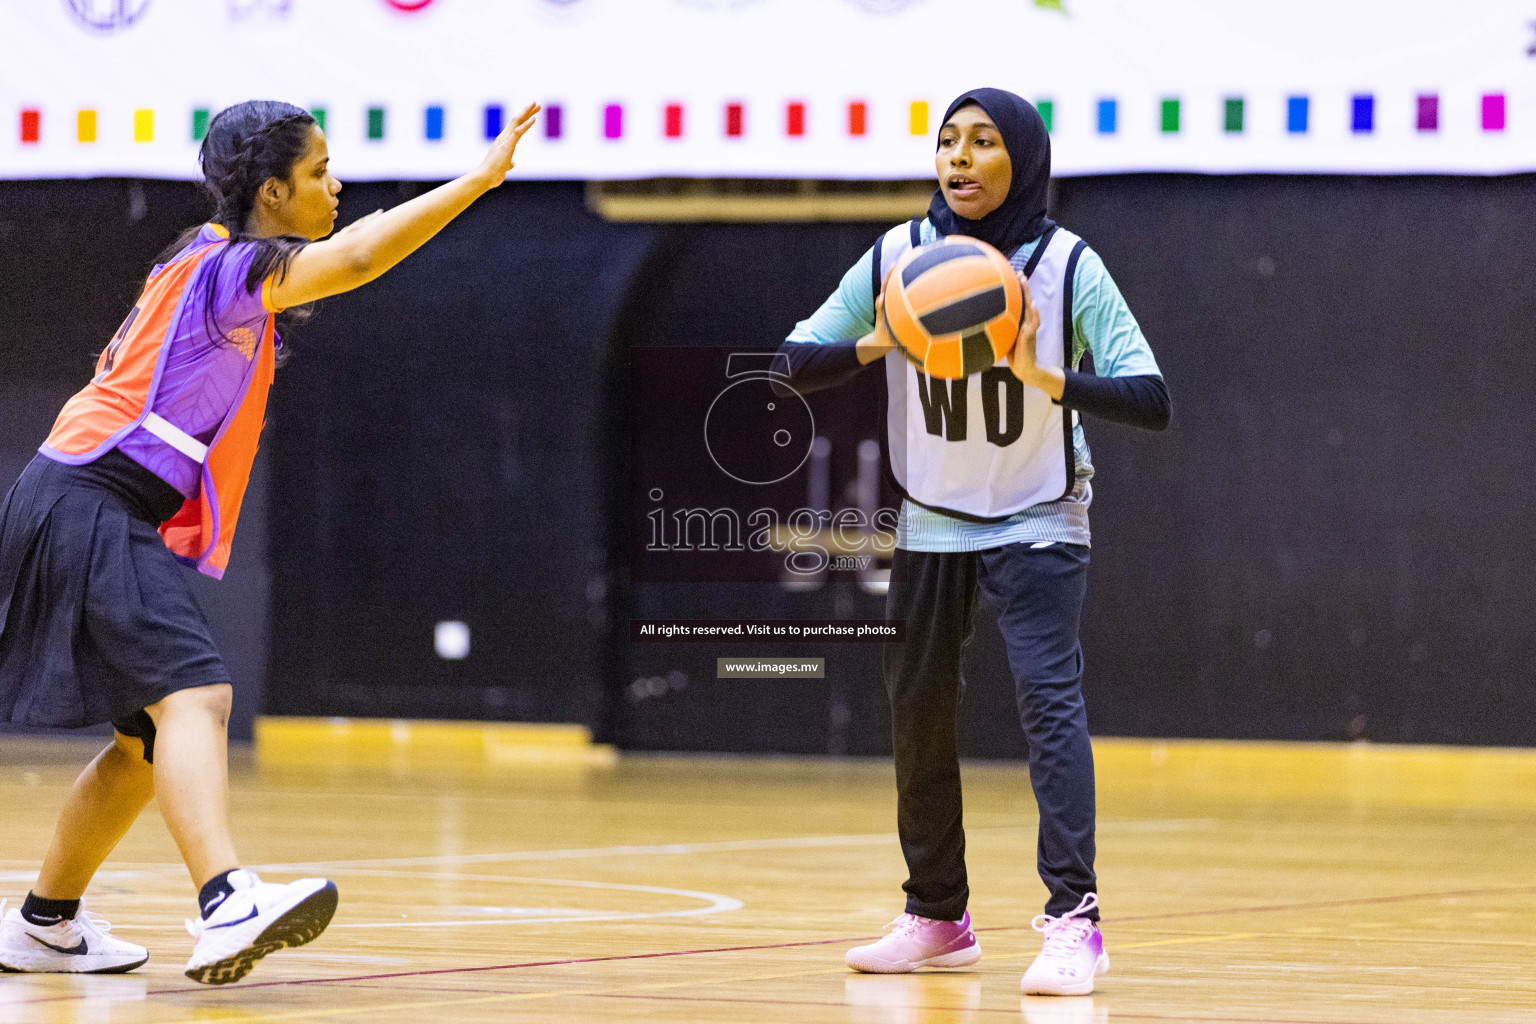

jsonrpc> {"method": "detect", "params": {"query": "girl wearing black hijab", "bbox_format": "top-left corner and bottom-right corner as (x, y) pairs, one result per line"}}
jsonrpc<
(779, 88), (1169, 996)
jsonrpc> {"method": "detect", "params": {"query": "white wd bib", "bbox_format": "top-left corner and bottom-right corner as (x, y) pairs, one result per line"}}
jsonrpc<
(876, 220), (1086, 523)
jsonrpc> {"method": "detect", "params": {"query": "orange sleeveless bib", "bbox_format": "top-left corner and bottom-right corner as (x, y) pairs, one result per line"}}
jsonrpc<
(41, 228), (275, 580)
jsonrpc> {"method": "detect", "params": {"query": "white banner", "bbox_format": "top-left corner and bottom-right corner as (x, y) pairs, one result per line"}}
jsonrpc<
(1, 0), (1532, 181)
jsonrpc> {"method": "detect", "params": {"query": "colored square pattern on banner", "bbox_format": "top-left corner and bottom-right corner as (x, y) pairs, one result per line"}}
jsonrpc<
(909, 101), (928, 136)
(1287, 96), (1309, 133)
(848, 102), (867, 137)
(786, 102), (805, 137)
(1224, 98), (1244, 134)
(1160, 99), (1179, 134)
(1097, 99), (1116, 134)
(5, 90), (1521, 169)
(1352, 95), (1374, 133)
(1417, 95), (1438, 132)
(1483, 94), (1506, 131)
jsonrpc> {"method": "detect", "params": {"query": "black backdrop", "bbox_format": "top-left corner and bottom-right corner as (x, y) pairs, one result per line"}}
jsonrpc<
(2, 175), (1533, 752)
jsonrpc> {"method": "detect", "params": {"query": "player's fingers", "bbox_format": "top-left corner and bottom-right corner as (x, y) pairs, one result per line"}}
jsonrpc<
(494, 105), (538, 146)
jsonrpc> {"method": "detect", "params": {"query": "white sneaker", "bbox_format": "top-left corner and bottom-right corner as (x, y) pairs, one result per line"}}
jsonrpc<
(183, 870), (337, 985)
(845, 911), (982, 973)
(1020, 893), (1109, 996)
(0, 901), (148, 974)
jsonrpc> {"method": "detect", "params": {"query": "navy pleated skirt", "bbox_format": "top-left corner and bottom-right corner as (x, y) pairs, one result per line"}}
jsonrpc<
(0, 451), (230, 755)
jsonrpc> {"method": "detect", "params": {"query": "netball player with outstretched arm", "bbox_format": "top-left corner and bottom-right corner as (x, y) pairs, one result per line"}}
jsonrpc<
(0, 98), (538, 984)
(779, 89), (1169, 996)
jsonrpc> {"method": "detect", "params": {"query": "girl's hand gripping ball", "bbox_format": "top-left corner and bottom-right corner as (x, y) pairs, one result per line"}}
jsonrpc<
(1006, 271), (1063, 398)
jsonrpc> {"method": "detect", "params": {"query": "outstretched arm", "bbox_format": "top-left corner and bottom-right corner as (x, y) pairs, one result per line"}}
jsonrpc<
(268, 103), (540, 309)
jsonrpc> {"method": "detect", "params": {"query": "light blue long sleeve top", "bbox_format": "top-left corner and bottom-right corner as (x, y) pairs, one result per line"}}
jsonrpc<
(785, 219), (1161, 552)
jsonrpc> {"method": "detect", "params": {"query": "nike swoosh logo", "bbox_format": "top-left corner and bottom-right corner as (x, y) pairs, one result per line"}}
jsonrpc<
(206, 906), (259, 930)
(202, 891), (228, 913)
(30, 934), (87, 955)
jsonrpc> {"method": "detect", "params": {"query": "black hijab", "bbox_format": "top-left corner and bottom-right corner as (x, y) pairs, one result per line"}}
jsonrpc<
(927, 88), (1055, 254)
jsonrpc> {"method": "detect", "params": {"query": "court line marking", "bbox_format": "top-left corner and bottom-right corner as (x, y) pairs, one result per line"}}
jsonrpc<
(44, 932), (1370, 1024)
(128, 937), (1280, 1024)
(247, 819), (1217, 873)
(1107, 883), (1536, 924)
(333, 875), (742, 929)
(572, 992), (1395, 1024)
(102, 872), (741, 932)
(0, 819), (1214, 880)
(17, 883), (1536, 1007)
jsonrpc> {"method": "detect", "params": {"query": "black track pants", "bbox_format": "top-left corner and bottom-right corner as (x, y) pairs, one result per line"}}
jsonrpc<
(883, 541), (1097, 922)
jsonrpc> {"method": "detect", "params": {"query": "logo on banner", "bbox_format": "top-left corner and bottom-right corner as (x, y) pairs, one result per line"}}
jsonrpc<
(840, 0), (924, 12)
(675, 0), (765, 9)
(64, 0), (152, 31)
(532, 0), (589, 25)
(228, 0), (291, 18)
(382, 0), (437, 10)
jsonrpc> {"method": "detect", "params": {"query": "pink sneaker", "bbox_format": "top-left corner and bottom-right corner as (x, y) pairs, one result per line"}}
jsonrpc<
(846, 911), (982, 973)
(1021, 894), (1108, 996)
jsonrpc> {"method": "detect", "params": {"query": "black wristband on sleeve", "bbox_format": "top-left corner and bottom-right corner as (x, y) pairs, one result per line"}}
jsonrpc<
(1058, 371), (1171, 431)
(775, 339), (868, 395)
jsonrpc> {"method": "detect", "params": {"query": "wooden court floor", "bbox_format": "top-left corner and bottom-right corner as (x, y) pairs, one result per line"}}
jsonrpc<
(3, 735), (1536, 1023)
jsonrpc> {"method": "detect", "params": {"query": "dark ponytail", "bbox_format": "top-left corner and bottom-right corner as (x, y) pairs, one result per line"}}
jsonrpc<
(158, 100), (319, 365)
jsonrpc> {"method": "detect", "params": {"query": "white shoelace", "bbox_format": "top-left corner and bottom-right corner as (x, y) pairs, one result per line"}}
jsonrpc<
(883, 913), (923, 936)
(78, 908), (116, 936)
(1031, 892), (1099, 957)
(2, 898), (115, 938)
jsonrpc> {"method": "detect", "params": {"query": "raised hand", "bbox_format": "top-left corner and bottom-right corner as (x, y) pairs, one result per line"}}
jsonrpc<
(475, 102), (541, 190)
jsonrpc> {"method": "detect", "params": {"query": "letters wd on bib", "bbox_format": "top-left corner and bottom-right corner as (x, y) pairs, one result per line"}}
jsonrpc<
(2, 0), (1533, 180)
(879, 223), (1085, 522)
